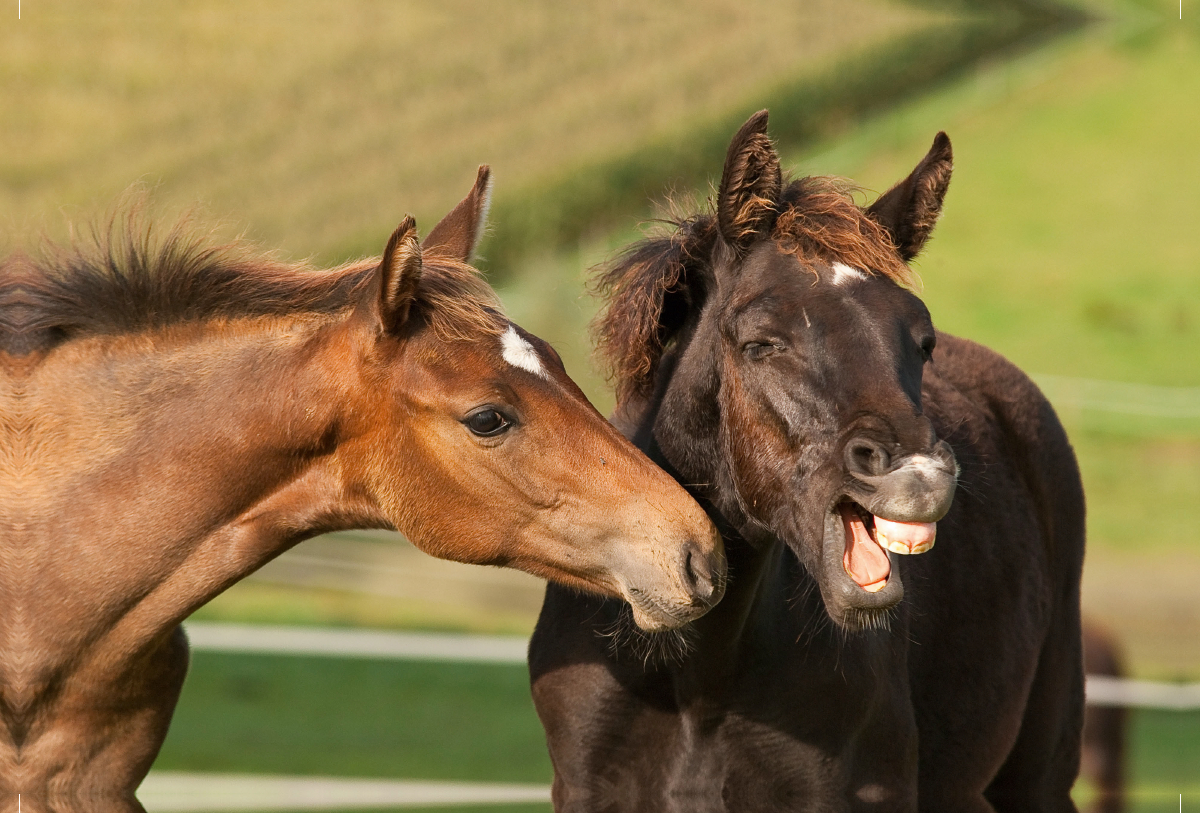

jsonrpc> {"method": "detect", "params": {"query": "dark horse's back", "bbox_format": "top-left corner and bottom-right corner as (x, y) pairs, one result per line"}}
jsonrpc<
(909, 331), (1086, 808)
(531, 332), (1086, 812)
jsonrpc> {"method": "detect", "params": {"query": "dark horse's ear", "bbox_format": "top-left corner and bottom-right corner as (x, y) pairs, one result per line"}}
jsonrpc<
(594, 221), (716, 403)
(422, 165), (492, 263)
(378, 215), (423, 330)
(866, 133), (953, 262)
(717, 110), (782, 251)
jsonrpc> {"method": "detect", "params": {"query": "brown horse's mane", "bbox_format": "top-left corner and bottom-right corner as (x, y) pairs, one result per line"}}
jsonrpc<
(0, 213), (502, 356)
(594, 176), (914, 401)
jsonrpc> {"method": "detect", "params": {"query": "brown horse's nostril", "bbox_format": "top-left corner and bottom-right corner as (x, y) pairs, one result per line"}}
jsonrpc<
(682, 543), (717, 605)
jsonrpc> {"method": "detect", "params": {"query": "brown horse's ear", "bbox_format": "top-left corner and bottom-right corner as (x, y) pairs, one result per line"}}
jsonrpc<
(717, 110), (782, 251)
(378, 215), (422, 330)
(866, 132), (953, 262)
(422, 165), (492, 262)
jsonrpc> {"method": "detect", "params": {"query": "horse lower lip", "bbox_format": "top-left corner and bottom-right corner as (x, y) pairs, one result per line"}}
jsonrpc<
(627, 592), (699, 630)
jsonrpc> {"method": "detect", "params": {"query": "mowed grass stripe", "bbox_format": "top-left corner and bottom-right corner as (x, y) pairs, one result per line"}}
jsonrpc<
(2, 0), (926, 264)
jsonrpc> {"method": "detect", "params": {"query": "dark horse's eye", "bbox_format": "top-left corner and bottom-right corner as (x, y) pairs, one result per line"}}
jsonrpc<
(464, 408), (512, 437)
(920, 335), (937, 362)
(744, 341), (780, 360)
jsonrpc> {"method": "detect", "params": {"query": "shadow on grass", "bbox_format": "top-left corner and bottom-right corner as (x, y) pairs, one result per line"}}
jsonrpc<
(477, 0), (1089, 282)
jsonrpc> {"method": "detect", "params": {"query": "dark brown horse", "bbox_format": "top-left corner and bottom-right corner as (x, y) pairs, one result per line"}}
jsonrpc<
(531, 112), (1086, 811)
(0, 169), (725, 811)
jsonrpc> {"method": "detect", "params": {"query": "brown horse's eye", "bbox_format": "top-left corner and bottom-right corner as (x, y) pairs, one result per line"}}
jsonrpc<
(465, 408), (511, 437)
(920, 335), (936, 362)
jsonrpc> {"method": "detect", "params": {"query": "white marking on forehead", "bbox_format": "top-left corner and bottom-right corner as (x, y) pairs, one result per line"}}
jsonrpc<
(831, 262), (868, 286)
(501, 325), (547, 378)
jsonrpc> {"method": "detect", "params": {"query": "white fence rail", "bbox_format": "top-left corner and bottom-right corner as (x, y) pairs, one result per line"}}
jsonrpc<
(185, 623), (1200, 711)
(1085, 675), (1200, 710)
(1034, 374), (1200, 419)
(184, 622), (528, 664)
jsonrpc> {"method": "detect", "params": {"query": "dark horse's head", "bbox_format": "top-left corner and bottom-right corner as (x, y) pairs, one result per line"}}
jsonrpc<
(597, 111), (957, 630)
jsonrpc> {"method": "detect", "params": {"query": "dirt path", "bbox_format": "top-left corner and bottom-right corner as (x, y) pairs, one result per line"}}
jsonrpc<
(138, 773), (549, 811)
(1082, 549), (1200, 679)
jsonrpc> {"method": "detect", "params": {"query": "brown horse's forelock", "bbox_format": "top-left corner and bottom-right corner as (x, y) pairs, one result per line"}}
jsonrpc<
(595, 177), (914, 402)
(411, 254), (506, 342)
(0, 216), (503, 355)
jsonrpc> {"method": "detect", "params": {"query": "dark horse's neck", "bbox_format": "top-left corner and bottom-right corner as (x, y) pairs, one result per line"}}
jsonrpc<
(618, 391), (833, 694)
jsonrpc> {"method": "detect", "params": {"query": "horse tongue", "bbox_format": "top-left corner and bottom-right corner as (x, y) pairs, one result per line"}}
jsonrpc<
(840, 506), (890, 592)
(874, 517), (937, 555)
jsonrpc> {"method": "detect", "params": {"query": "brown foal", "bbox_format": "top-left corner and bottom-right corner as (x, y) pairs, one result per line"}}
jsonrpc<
(0, 168), (724, 811)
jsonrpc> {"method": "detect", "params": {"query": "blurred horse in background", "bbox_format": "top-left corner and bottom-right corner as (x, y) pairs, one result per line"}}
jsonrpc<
(1081, 622), (1127, 813)
(0, 168), (724, 811)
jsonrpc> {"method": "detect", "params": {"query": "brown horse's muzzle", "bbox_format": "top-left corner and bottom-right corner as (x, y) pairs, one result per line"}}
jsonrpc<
(610, 522), (727, 632)
(578, 485), (724, 631)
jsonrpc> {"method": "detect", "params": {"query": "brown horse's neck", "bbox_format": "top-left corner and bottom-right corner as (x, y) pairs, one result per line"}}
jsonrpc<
(1, 316), (384, 696)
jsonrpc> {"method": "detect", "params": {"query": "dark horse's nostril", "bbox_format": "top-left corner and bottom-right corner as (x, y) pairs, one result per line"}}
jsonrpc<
(847, 440), (891, 478)
(682, 544), (716, 603)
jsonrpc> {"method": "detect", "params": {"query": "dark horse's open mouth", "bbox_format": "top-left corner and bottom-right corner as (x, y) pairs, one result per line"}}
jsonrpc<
(831, 499), (937, 594)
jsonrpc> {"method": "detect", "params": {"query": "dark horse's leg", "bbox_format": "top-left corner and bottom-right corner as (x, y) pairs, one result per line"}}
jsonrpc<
(17, 625), (190, 813)
(983, 588), (1085, 813)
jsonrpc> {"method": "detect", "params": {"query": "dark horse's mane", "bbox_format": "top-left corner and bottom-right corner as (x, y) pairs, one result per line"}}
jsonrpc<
(593, 176), (915, 401)
(0, 212), (502, 357)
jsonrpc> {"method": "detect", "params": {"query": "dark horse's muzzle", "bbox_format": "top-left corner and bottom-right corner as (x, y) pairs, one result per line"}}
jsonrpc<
(843, 438), (958, 524)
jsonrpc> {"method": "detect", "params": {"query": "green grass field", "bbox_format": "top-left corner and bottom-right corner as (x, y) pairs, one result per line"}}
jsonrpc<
(155, 655), (551, 783)
(152, 654), (553, 812)
(153, 653), (1198, 810)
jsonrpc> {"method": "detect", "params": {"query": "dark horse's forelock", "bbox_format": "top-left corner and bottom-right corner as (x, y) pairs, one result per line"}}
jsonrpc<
(1, 211), (503, 356)
(773, 177), (915, 288)
(593, 176), (914, 401)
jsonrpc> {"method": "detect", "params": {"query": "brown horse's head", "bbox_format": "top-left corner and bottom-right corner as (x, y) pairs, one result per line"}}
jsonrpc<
(340, 169), (724, 630)
(595, 113), (957, 630)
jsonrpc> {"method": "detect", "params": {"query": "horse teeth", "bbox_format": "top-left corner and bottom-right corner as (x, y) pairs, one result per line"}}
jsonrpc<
(881, 538), (935, 555)
(875, 523), (936, 555)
